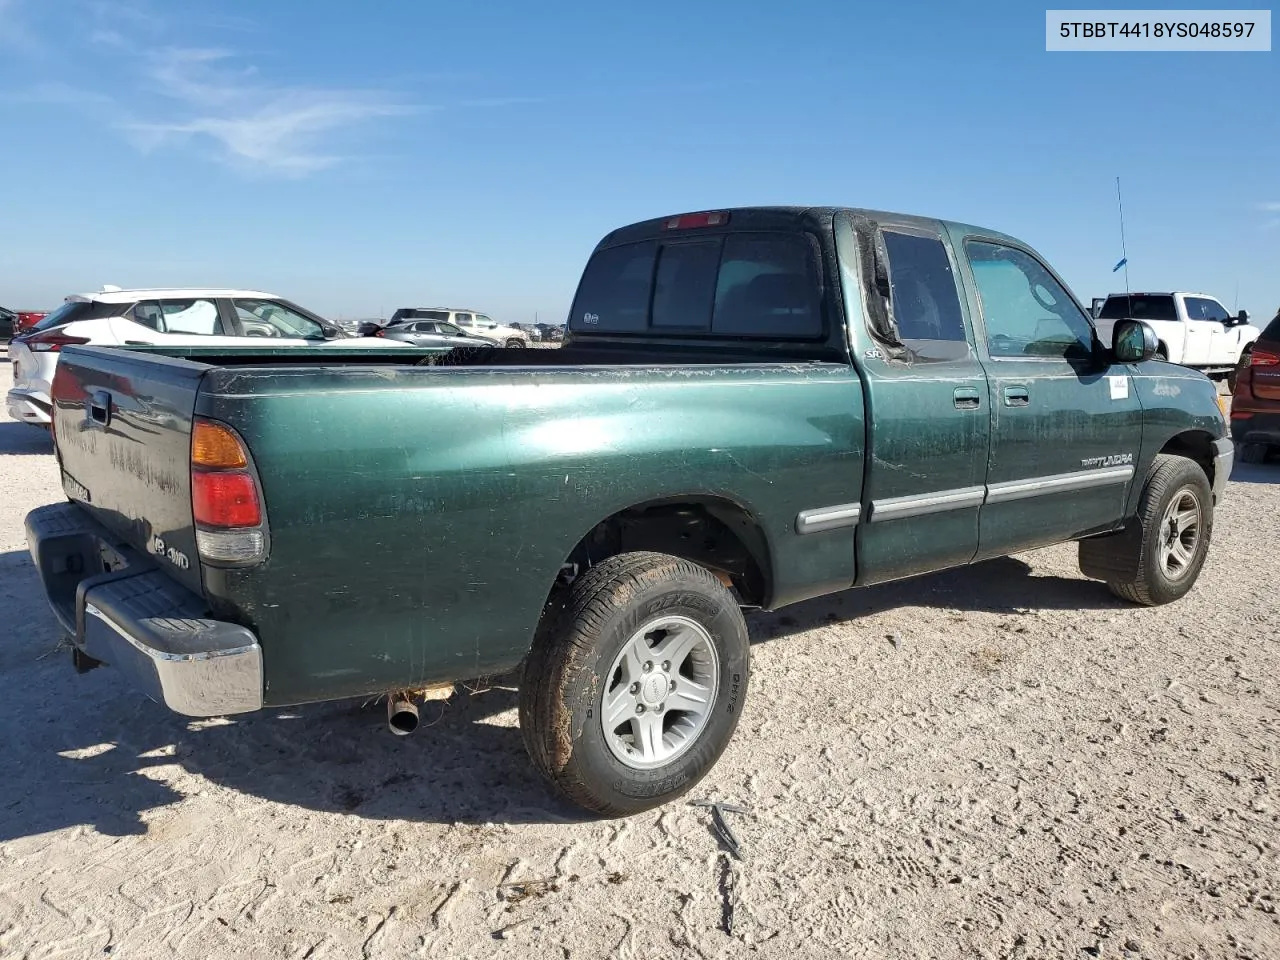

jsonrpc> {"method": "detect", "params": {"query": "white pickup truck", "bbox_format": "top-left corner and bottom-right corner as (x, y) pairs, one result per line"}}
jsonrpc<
(1095, 292), (1260, 379)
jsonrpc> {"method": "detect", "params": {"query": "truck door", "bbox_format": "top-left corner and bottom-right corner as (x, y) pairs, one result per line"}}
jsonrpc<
(840, 216), (990, 585)
(1179, 295), (1219, 365)
(955, 234), (1143, 560)
(1184, 295), (1236, 365)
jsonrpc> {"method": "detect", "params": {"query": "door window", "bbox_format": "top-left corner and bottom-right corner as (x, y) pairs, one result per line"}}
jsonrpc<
(1184, 297), (1230, 323)
(438, 322), (463, 336)
(453, 313), (474, 325)
(132, 299), (224, 335)
(965, 241), (1094, 361)
(880, 230), (968, 361)
(232, 299), (324, 339)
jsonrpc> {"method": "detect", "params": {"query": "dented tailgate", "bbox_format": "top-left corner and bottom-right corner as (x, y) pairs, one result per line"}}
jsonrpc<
(50, 346), (206, 595)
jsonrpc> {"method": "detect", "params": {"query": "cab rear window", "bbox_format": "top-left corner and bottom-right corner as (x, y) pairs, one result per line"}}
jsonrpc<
(569, 232), (822, 338)
(1098, 295), (1177, 322)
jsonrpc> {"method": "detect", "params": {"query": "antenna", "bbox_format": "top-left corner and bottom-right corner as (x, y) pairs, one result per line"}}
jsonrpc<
(1115, 176), (1131, 297)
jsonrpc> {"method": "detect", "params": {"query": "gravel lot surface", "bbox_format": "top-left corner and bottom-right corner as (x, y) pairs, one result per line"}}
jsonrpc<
(0, 352), (1276, 959)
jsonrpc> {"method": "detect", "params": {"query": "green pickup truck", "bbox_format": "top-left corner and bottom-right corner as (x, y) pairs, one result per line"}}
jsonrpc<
(27, 206), (1232, 816)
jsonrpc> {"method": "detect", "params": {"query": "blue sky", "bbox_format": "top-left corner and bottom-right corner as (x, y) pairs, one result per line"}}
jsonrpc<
(1, 0), (1276, 322)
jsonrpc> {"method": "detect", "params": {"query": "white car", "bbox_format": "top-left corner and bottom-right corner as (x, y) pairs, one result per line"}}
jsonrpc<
(387, 307), (529, 347)
(6, 287), (405, 426)
(1094, 291), (1261, 374)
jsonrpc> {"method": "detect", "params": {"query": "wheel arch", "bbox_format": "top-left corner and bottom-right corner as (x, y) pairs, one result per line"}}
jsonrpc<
(546, 495), (775, 612)
(1158, 429), (1217, 487)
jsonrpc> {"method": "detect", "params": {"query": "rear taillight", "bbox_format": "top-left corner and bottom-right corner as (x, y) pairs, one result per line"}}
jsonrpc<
(19, 329), (90, 352)
(191, 418), (266, 564)
(1251, 347), (1279, 367)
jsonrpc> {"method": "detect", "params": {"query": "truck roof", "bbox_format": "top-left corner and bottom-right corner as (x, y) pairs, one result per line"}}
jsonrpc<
(1102, 292), (1221, 300)
(595, 205), (1028, 250)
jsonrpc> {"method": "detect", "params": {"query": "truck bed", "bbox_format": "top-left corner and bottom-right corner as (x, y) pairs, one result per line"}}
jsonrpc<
(49, 342), (865, 706)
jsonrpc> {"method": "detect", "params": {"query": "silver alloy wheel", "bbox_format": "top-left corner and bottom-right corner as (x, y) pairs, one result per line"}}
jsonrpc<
(1158, 488), (1202, 580)
(600, 615), (720, 770)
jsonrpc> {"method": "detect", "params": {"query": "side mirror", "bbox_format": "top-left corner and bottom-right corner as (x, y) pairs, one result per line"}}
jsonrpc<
(1236, 310), (1249, 325)
(1113, 319), (1158, 363)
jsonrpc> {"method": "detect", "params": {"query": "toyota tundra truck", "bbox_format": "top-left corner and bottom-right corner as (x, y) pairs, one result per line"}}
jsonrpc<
(25, 206), (1232, 816)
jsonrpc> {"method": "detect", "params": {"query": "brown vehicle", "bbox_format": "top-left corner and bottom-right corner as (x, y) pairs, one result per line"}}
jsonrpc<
(1231, 308), (1280, 463)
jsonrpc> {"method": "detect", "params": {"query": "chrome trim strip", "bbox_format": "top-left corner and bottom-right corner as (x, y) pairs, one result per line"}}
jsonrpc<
(868, 485), (986, 523)
(985, 465), (1134, 504)
(795, 502), (861, 535)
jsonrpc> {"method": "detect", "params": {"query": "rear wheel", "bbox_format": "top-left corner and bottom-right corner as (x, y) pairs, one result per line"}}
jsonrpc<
(519, 552), (749, 816)
(505, 338), (525, 348)
(1078, 454), (1213, 606)
(1228, 346), (1251, 393)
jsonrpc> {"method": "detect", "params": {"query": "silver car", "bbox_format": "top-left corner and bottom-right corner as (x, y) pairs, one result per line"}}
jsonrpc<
(375, 319), (498, 348)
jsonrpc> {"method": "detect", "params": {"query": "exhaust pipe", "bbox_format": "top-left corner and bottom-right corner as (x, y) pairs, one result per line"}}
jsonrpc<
(387, 694), (419, 735)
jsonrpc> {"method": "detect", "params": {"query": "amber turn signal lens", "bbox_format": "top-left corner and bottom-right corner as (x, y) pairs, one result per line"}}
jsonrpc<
(192, 419), (248, 469)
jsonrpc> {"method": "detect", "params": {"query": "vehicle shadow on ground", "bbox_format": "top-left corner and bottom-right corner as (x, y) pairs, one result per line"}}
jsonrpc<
(0, 552), (1116, 841)
(1230, 461), (1280, 485)
(0, 420), (53, 455)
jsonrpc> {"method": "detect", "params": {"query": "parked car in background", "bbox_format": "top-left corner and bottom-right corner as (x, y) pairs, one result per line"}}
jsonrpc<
(1230, 307), (1280, 463)
(388, 307), (529, 347)
(1095, 292), (1259, 377)
(0, 306), (16, 342)
(534, 323), (565, 343)
(10, 310), (49, 336)
(374, 318), (497, 348)
(6, 288), (403, 426)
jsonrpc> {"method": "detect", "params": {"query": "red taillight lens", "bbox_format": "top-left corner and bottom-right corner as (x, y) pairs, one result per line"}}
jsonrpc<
(1251, 347), (1279, 367)
(192, 471), (262, 528)
(19, 330), (91, 352)
(663, 211), (729, 230)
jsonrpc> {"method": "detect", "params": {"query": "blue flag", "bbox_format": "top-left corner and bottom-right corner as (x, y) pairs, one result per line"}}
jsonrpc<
(1113, 257), (1128, 272)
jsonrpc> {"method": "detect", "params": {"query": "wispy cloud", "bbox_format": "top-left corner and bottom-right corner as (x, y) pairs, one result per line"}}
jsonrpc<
(121, 46), (417, 176)
(1259, 201), (1280, 230)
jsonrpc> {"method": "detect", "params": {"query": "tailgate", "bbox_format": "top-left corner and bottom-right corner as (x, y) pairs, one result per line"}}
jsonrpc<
(51, 346), (206, 595)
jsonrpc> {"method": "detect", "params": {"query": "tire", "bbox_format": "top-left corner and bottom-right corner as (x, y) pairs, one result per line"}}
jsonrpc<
(505, 338), (526, 348)
(519, 552), (750, 817)
(1239, 442), (1269, 464)
(1077, 454), (1213, 606)
(1228, 346), (1251, 394)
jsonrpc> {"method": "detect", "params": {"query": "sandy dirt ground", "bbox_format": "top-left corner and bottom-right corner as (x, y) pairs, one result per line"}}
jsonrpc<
(0, 353), (1276, 960)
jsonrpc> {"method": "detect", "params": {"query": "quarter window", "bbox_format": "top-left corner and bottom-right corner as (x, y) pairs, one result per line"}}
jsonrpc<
(965, 241), (1094, 361)
(880, 230), (968, 360)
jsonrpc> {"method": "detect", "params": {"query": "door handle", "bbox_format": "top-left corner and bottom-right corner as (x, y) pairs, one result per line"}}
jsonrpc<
(1002, 386), (1030, 407)
(953, 387), (982, 410)
(87, 390), (112, 427)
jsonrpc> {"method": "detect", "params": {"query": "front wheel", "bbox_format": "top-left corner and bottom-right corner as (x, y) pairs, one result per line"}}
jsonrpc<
(519, 552), (750, 816)
(1078, 453), (1213, 606)
(505, 338), (526, 348)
